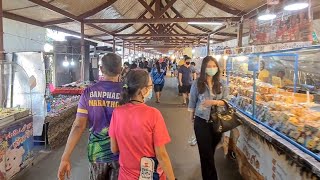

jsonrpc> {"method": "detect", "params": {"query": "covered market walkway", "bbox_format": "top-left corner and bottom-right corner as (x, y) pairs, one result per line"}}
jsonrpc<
(14, 77), (242, 180)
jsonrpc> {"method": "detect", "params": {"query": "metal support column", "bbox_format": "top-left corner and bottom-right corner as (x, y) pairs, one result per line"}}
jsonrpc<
(113, 37), (116, 53)
(0, 0), (3, 61)
(237, 22), (243, 48)
(207, 34), (210, 56)
(122, 41), (125, 60)
(133, 43), (136, 57)
(80, 22), (85, 82)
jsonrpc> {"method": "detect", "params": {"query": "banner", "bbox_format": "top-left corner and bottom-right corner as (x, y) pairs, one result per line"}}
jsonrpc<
(0, 116), (34, 179)
(249, 10), (312, 45)
(230, 125), (319, 180)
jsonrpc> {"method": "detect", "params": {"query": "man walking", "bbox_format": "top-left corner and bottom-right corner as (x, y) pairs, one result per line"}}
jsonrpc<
(178, 55), (196, 106)
(58, 53), (123, 180)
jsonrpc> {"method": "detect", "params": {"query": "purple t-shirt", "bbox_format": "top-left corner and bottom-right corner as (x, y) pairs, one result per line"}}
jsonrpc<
(77, 81), (122, 163)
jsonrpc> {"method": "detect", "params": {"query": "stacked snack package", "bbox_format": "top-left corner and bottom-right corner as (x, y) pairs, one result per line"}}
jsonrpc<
(229, 76), (320, 154)
(47, 95), (80, 116)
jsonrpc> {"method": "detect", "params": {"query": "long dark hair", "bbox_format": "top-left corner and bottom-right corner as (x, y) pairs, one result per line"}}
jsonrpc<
(197, 56), (221, 94)
(120, 70), (149, 105)
(155, 61), (161, 73)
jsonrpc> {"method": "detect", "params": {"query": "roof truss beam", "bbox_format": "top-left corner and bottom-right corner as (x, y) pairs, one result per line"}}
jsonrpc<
(28, 0), (80, 21)
(203, 0), (245, 15)
(157, 0), (177, 18)
(78, 0), (118, 19)
(3, 11), (43, 27)
(43, 18), (73, 26)
(83, 17), (240, 24)
(137, 0), (156, 17)
(115, 34), (208, 37)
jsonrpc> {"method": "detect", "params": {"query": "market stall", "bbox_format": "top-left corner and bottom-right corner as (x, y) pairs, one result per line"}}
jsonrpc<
(0, 62), (34, 179)
(226, 46), (320, 180)
(45, 95), (80, 149)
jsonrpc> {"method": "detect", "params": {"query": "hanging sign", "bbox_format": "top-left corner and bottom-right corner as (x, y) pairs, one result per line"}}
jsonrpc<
(249, 10), (312, 45)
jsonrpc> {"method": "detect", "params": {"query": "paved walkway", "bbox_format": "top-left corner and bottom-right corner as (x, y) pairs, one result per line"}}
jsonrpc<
(15, 77), (242, 180)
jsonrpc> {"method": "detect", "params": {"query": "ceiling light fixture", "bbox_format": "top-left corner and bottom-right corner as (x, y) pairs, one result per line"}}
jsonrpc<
(258, 9), (277, 21)
(188, 22), (223, 26)
(284, 1), (309, 11)
(63, 55), (69, 67)
(145, 48), (154, 50)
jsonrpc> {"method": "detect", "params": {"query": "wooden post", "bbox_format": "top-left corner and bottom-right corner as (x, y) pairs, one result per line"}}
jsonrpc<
(0, 0), (4, 61)
(207, 34), (210, 56)
(80, 22), (85, 82)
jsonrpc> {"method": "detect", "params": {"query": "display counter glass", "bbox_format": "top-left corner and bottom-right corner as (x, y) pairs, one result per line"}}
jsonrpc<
(0, 62), (32, 126)
(227, 47), (320, 161)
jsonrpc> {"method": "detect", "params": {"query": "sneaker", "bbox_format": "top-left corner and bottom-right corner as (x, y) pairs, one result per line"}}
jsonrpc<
(190, 138), (197, 146)
(188, 137), (197, 146)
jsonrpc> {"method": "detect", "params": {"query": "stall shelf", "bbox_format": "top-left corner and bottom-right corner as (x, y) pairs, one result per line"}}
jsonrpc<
(0, 62), (34, 179)
(226, 46), (320, 179)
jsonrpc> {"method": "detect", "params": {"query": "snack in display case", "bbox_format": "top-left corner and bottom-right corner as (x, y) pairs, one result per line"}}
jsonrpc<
(227, 48), (320, 157)
(0, 62), (32, 125)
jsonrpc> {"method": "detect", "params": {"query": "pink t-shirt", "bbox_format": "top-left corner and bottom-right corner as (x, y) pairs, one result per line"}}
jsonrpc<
(109, 103), (171, 180)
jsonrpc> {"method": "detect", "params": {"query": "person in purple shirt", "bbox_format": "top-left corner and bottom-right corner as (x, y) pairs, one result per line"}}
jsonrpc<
(58, 53), (122, 180)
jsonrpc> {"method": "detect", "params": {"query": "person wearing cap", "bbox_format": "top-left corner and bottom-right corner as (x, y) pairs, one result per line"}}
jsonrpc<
(178, 56), (196, 106)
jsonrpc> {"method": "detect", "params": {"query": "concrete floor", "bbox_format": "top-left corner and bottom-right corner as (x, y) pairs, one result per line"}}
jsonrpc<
(15, 77), (242, 180)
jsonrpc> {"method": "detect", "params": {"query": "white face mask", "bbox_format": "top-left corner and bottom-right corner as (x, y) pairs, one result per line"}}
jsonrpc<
(143, 88), (153, 102)
(206, 67), (218, 76)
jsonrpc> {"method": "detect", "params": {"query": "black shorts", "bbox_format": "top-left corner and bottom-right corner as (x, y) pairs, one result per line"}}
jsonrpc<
(181, 85), (191, 93)
(154, 84), (164, 92)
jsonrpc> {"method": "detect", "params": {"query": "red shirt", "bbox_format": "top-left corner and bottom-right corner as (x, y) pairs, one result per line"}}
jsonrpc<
(109, 103), (171, 180)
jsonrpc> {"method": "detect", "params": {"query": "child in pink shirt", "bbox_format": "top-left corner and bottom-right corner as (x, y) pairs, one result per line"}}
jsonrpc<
(109, 70), (176, 180)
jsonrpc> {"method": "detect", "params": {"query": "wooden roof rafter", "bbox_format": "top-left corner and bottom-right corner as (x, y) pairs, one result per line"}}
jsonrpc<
(203, 0), (245, 15)
(83, 16), (240, 24)
(166, 0), (229, 35)
(78, 0), (118, 19)
(137, 0), (156, 17)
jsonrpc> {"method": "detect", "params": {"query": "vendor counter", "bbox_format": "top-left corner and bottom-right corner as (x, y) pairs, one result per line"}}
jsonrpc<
(0, 116), (34, 180)
(45, 103), (77, 149)
(229, 111), (320, 180)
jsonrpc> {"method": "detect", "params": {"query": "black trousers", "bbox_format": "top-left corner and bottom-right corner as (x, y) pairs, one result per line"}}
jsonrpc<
(194, 116), (222, 180)
(89, 161), (119, 180)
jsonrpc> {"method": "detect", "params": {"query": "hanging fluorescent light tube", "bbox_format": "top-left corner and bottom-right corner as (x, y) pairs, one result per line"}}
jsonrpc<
(258, 14), (277, 21)
(188, 22), (223, 25)
(145, 48), (154, 50)
(284, 1), (309, 11)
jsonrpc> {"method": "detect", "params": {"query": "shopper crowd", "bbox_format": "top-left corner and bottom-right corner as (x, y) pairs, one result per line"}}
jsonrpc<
(58, 53), (226, 180)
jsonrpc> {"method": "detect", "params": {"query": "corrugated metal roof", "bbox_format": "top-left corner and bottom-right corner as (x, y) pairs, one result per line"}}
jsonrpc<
(48, 0), (112, 16)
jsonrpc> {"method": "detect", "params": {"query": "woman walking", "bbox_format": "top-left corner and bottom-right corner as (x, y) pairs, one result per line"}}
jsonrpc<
(109, 70), (175, 180)
(152, 61), (166, 103)
(188, 56), (228, 180)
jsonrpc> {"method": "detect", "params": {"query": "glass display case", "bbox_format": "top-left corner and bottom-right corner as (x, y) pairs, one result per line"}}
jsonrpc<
(0, 62), (32, 126)
(227, 47), (320, 161)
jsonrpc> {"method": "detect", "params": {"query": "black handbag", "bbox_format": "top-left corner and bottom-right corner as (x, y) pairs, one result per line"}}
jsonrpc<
(209, 99), (241, 133)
